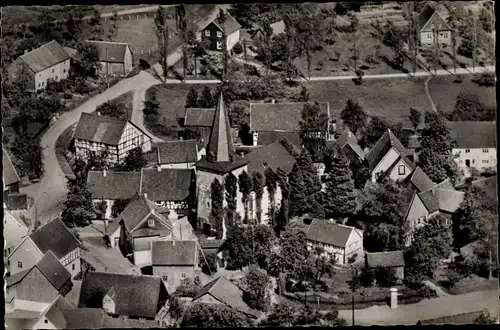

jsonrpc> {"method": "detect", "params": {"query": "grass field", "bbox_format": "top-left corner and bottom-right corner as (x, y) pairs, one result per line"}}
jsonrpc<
(306, 77), (431, 126)
(112, 91), (134, 120)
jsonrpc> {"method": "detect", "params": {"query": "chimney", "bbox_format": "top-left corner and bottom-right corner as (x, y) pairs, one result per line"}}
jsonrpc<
(97, 111), (101, 116)
(103, 169), (107, 177)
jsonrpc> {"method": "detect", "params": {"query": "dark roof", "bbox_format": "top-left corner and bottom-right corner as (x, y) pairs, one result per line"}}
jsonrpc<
(73, 113), (127, 145)
(78, 271), (165, 319)
(249, 102), (330, 132)
(445, 121), (496, 149)
(306, 219), (361, 248)
(199, 238), (224, 250)
(257, 131), (302, 149)
(85, 40), (130, 63)
(118, 194), (171, 232)
(30, 218), (80, 259)
(206, 92), (235, 162)
(36, 251), (72, 291)
(330, 128), (365, 160)
(3, 148), (21, 186)
(195, 157), (249, 175)
(418, 187), (464, 213)
(407, 167), (435, 192)
(242, 141), (296, 176)
(184, 108), (215, 127)
(45, 296), (106, 330)
(418, 3), (451, 32)
(152, 240), (198, 266)
(18, 40), (70, 73)
(366, 251), (405, 268)
(141, 168), (193, 201)
(157, 140), (199, 165)
(366, 129), (414, 172)
(5, 268), (31, 287)
(418, 3), (436, 31)
(87, 170), (141, 200)
(203, 11), (242, 35)
(102, 316), (159, 328)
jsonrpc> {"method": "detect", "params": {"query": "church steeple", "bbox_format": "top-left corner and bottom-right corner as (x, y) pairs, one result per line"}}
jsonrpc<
(206, 91), (235, 162)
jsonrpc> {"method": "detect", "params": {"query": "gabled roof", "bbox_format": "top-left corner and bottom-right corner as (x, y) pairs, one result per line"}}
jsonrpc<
(249, 102), (329, 132)
(87, 170), (141, 200)
(418, 187), (464, 214)
(445, 121), (496, 149)
(241, 141), (296, 176)
(457, 175), (498, 200)
(257, 131), (302, 149)
(72, 113), (128, 145)
(4, 208), (29, 250)
(270, 20), (285, 35)
(418, 3), (437, 30)
(193, 276), (259, 317)
(117, 194), (172, 233)
(29, 218), (80, 259)
(85, 40), (130, 63)
(44, 296), (108, 329)
(184, 108), (215, 127)
(152, 240), (198, 266)
(202, 11), (241, 36)
(329, 128), (365, 160)
(366, 129), (414, 172)
(206, 92), (235, 162)
(366, 251), (405, 268)
(419, 4), (452, 32)
(3, 148), (21, 186)
(141, 168), (194, 201)
(306, 219), (362, 248)
(78, 271), (166, 319)
(407, 166), (435, 192)
(157, 140), (199, 165)
(17, 40), (70, 73)
(170, 216), (197, 240)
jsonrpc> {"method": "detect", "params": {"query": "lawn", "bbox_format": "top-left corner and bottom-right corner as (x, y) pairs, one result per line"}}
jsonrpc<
(442, 275), (498, 295)
(306, 77), (431, 126)
(428, 75), (496, 113)
(111, 91), (134, 120)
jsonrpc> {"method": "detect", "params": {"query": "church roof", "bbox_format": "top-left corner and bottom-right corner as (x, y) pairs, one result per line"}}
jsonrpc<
(205, 92), (235, 162)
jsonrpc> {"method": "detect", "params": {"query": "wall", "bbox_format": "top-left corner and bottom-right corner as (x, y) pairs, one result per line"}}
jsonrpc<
(159, 162), (196, 169)
(7, 59), (35, 90)
(388, 158), (412, 182)
(109, 225), (121, 248)
(371, 147), (400, 182)
(227, 30), (240, 51)
(117, 122), (152, 161)
(307, 241), (346, 264)
(62, 255), (81, 277)
(7, 267), (59, 303)
(124, 46), (134, 74)
(420, 30), (451, 46)
(75, 139), (119, 163)
(345, 231), (363, 260)
(196, 170), (226, 226)
(201, 23), (223, 51)
(8, 299), (51, 313)
(453, 147), (497, 177)
(8, 238), (43, 275)
(32, 316), (58, 330)
(248, 185), (282, 226)
(33, 59), (71, 91)
(134, 249), (152, 266)
(153, 265), (196, 292)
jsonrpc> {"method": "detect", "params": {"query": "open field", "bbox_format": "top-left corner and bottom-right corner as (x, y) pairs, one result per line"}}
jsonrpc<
(442, 276), (498, 296)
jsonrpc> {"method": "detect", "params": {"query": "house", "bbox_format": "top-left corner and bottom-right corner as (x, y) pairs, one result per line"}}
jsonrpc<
(305, 219), (364, 265)
(78, 271), (169, 320)
(325, 127), (365, 163)
(6, 251), (73, 313)
(157, 139), (205, 169)
(85, 40), (134, 77)
(198, 238), (225, 266)
(87, 167), (195, 220)
(446, 121), (497, 177)
(404, 179), (465, 246)
(456, 175), (497, 199)
(365, 250), (405, 283)
(403, 166), (436, 200)
(4, 208), (30, 263)
(254, 131), (303, 149)
(192, 276), (260, 318)
(366, 129), (416, 183)
(182, 107), (215, 143)
(152, 240), (200, 292)
(250, 20), (285, 42)
(417, 2), (452, 46)
(7, 40), (71, 91)
(7, 218), (82, 277)
(200, 10), (241, 51)
(73, 112), (152, 164)
(3, 148), (21, 199)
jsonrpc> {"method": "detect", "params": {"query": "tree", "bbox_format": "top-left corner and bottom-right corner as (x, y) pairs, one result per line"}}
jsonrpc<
(111, 198), (130, 218)
(143, 94), (160, 117)
(322, 151), (357, 219)
(191, 40), (208, 77)
(155, 6), (170, 80)
(349, 158), (370, 190)
(77, 42), (99, 78)
(409, 108), (421, 131)
(276, 168), (290, 232)
(360, 116), (389, 149)
(116, 146), (147, 171)
(70, 150), (110, 187)
(417, 112), (458, 183)
(9, 138), (43, 179)
(174, 277), (202, 297)
(107, 10), (119, 41)
(341, 99), (367, 136)
(210, 179), (224, 239)
(241, 269), (271, 312)
(258, 18), (274, 73)
(95, 99), (125, 120)
(287, 163), (307, 217)
(252, 172), (264, 224)
(299, 102), (329, 162)
(201, 252), (219, 275)
(199, 86), (216, 108)
(89, 8), (103, 39)
(61, 182), (95, 227)
(260, 303), (297, 327)
(218, 9), (228, 80)
(297, 85), (309, 102)
(66, 13), (82, 42)
(176, 5), (188, 79)
(449, 91), (486, 121)
(447, 10), (459, 74)
(458, 38), (474, 58)
(181, 303), (252, 327)
(296, 149), (322, 196)
(238, 171), (253, 224)
(224, 173), (238, 230)
(265, 167), (278, 227)
(185, 87), (199, 108)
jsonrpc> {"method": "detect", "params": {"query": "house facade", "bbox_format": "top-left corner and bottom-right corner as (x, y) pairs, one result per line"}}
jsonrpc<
(200, 11), (241, 51)
(4, 209), (29, 264)
(3, 148), (21, 201)
(85, 40), (134, 77)
(325, 127), (365, 163)
(157, 140), (205, 169)
(73, 113), (152, 164)
(365, 251), (405, 283)
(418, 3), (452, 46)
(182, 108), (216, 143)
(7, 40), (71, 91)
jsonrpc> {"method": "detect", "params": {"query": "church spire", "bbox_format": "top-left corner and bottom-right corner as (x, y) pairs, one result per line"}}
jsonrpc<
(206, 91), (235, 162)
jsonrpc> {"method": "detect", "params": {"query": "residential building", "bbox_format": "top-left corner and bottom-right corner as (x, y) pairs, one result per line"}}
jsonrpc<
(253, 131), (303, 149)
(404, 179), (464, 246)
(78, 271), (169, 320)
(456, 175), (497, 200)
(73, 112), (152, 164)
(200, 10), (241, 51)
(325, 127), (365, 163)
(250, 20), (285, 42)
(4, 208), (29, 264)
(417, 3), (452, 46)
(3, 148), (21, 199)
(403, 166), (436, 200)
(446, 121), (497, 177)
(7, 40), (71, 91)
(192, 276), (260, 319)
(152, 240), (200, 292)
(157, 140), (205, 169)
(85, 40), (134, 77)
(182, 107), (215, 143)
(7, 218), (82, 277)
(6, 251), (73, 313)
(366, 129), (417, 183)
(305, 219), (364, 265)
(365, 251), (405, 283)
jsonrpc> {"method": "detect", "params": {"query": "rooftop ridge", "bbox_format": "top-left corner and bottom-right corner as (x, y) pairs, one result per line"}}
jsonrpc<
(20, 40), (58, 60)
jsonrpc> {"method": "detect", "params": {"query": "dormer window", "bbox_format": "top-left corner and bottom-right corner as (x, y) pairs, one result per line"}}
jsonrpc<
(398, 165), (406, 175)
(148, 219), (155, 227)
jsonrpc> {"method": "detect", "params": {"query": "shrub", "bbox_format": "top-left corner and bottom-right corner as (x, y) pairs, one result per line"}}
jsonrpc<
(233, 42), (243, 54)
(457, 39), (474, 58)
(348, 253), (358, 264)
(474, 72), (495, 87)
(202, 252), (219, 275)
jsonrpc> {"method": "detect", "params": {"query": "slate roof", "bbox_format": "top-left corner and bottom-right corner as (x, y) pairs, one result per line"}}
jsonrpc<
(418, 3), (437, 31)
(270, 20), (286, 35)
(152, 240), (198, 266)
(73, 113), (128, 145)
(29, 218), (80, 259)
(329, 128), (365, 160)
(257, 131), (302, 149)
(418, 187), (464, 214)
(119, 194), (165, 230)
(366, 251), (405, 268)
(157, 140), (199, 165)
(445, 121), (496, 149)
(407, 167), (435, 192)
(203, 11), (242, 35)
(418, 3), (451, 32)
(242, 141), (296, 176)
(184, 108), (215, 127)
(171, 216), (197, 240)
(85, 40), (130, 63)
(87, 170), (141, 200)
(249, 102), (330, 132)
(206, 92), (235, 162)
(102, 316), (159, 328)
(3, 148), (21, 186)
(306, 219), (362, 248)
(17, 40), (70, 73)
(141, 168), (194, 201)
(193, 276), (259, 317)
(4, 208), (29, 250)
(366, 129), (415, 172)
(78, 271), (165, 319)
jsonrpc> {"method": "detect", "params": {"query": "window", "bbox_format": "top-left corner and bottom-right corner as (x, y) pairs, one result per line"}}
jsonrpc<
(181, 272), (186, 279)
(483, 160), (489, 164)
(465, 149), (470, 153)
(45, 320), (48, 324)
(483, 149), (489, 153)
(205, 30), (210, 36)
(72, 263), (75, 270)
(148, 219), (155, 227)
(439, 31), (449, 38)
(217, 31), (222, 38)
(52, 68), (55, 73)
(398, 165), (406, 175)
(216, 41), (222, 50)
(427, 32), (432, 39)
(18, 261), (22, 268)
(63, 69), (66, 73)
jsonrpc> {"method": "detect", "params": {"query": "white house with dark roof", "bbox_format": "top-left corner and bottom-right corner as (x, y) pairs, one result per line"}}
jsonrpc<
(4, 208), (29, 261)
(85, 40), (133, 77)
(446, 121), (497, 177)
(365, 250), (405, 283)
(157, 139), (205, 169)
(7, 40), (71, 91)
(417, 2), (452, 46)
(305, 219), (364, 265)
(73, 112), (152, 164)
(199, 10), (241, 51)
(403, 166), (436, 200)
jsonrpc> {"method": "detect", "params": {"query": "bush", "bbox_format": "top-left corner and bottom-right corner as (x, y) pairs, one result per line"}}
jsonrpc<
(474, 72), (495, 87)
(348, 253), (358, 264)
(457, 39), (474, 58)
(202, 253), (219, 275)
(233, 42), (243, 54)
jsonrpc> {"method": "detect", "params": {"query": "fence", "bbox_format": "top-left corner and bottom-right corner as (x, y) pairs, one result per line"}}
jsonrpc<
(102, 11), (156, 22)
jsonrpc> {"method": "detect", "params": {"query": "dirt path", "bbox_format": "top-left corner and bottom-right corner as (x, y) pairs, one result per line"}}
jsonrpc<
(424, 76), (438, 113)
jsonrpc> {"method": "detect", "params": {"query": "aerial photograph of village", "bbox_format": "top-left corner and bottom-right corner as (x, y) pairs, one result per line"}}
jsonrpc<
(2, 1), (497, 328)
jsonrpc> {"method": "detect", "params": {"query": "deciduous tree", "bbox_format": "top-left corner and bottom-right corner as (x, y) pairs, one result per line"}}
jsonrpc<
(409, 108), (422, 131)
(116, 146), (147, 171)
(62, 182), (95, 227)
(154, 6), (170, 80)
(95, 99), (125, 120)
(199, 86), (216, 108)
(241, 269), (271, 312)
(299, 102), (329, 162)
(288, 163), (307, 217)
(341, 99), (367, 136)
(181, 303), (252, 327)
(449, 91), (487, 121)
